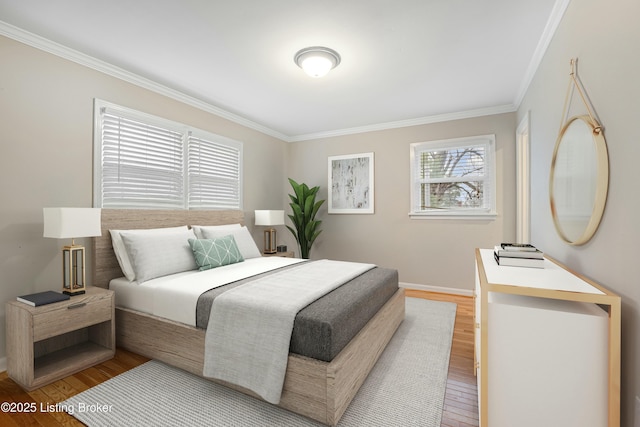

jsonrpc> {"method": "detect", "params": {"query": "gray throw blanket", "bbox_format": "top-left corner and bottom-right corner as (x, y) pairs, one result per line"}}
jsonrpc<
(202, 259), (375, 404)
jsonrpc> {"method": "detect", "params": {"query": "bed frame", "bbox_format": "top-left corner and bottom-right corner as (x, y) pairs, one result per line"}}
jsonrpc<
(92, 209), (405, 426)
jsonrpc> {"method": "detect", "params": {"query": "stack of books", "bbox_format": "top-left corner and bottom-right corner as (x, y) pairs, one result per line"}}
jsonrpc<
(494, 243), (544, 268)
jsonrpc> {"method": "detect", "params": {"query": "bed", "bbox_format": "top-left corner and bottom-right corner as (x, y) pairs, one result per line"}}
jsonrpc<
(92, 209), (405, 426)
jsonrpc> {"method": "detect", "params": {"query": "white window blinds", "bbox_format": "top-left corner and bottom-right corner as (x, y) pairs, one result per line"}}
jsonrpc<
(409, 135), (496, 218)
(188, 132), (242, 209)
(94, 100), (242, 210)
(100, 112), (185, 208)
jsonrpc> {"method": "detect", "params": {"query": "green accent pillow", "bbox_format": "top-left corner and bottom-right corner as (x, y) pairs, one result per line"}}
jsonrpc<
(188, 236), (244, 271)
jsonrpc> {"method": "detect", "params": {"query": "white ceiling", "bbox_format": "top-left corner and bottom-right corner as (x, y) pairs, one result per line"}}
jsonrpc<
(0, 0), (565, 141)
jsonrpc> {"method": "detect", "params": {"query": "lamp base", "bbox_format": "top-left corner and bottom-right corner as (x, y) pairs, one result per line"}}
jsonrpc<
(263, 228), (277, 254)
(62, 244), (87, 296)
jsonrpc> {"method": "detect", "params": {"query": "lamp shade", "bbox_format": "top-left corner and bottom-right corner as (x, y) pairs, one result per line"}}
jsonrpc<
(43, 208), (102, 239)
(255, 210), (285, 226)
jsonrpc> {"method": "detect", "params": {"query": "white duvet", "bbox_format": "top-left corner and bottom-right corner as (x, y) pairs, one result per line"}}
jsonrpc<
(109, 256), (305, 326)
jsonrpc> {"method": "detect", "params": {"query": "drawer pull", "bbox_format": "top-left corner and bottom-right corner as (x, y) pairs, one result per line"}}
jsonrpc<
(67, 302), (86, 310)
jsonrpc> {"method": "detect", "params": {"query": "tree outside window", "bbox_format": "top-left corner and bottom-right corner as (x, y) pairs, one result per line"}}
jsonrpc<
(410, 135), (496, 218)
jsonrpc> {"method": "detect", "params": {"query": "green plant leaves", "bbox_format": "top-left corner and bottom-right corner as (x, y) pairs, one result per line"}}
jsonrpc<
(287, 178), (325, 259)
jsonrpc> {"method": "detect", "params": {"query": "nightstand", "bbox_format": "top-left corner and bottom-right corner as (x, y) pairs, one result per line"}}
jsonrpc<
(6, 286), (115, 391)
(263, 251), (295, 258)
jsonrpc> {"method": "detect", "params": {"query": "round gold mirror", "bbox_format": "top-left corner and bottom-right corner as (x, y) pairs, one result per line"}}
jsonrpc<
(550, 115), (609, 245)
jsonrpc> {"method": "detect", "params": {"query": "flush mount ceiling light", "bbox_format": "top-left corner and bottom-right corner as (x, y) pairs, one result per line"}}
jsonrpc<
(294, 46), (341, 78)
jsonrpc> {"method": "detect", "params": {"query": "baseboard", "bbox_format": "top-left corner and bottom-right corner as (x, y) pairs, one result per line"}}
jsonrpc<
(399, 282), (474, 297)
(0, 357), (6, 374)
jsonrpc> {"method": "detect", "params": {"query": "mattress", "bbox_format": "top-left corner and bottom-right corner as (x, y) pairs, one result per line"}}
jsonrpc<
(111, 260), (399, 362)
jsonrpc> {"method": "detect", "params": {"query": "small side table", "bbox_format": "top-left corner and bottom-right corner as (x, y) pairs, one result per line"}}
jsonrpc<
(6, 286), (115, 391)
(263, 251), (295, 258)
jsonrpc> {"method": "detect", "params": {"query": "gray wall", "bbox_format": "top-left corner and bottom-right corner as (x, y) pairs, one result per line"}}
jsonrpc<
(517, 0), (640, 424)
(285, 113), (517, 289)
(0, 35), (288, 363)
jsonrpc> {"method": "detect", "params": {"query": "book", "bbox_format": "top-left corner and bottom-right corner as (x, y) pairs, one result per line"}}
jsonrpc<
(500, 243), (539, 252)
(494, 251), (544, 268)
(494, 245), (544, 259)
(17, 291), (70, 307)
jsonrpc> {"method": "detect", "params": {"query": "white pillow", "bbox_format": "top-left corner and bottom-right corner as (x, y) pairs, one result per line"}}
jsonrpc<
(191, 223), (241, 239)
(120, 228), (198, 284)
(110, 226), (189, 282)
(200, 226), (262, 259)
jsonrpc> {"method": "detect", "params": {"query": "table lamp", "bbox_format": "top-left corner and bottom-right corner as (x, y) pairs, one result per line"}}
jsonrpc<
(43, 208), (102, 295)
(255, 210), (284, 254)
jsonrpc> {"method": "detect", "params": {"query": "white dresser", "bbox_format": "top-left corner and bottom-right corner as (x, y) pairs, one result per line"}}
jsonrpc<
(474, 248), (620, 427)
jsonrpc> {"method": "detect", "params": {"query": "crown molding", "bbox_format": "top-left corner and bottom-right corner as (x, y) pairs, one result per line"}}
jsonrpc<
(288, 104), (516, 142)
(0, 20), (290, 142)
(513, 0), (572, 109)
(2, 19), (543, 144)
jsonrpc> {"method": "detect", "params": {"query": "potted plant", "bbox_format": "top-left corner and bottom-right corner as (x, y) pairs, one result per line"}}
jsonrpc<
(286, 178), (325, 259)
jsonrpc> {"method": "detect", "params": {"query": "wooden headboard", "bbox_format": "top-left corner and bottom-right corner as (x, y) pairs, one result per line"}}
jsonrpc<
(92, 209), (245, 288)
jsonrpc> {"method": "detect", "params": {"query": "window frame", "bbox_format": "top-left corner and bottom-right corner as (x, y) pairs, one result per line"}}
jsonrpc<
(93, 99), (243, 210)
(409, 134), (497, 219)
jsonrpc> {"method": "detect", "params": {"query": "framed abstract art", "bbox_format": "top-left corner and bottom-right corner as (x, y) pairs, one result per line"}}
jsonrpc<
(328, 152), (374, 214)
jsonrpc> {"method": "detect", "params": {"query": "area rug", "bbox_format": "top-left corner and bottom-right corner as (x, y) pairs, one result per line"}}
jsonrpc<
(63, 297), (456, 426)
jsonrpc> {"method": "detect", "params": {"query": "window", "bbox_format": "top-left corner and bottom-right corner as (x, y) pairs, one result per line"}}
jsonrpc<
(410, 135), (496, 218)
(93, 100), (242, 210)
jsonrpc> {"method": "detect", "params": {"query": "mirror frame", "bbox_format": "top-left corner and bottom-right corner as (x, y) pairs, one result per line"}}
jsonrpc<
(549, 115), (609, 245)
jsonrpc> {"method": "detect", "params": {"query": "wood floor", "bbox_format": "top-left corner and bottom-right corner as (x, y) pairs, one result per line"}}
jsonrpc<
(406, 290), (479, 427)
(0, 291), (478, 426)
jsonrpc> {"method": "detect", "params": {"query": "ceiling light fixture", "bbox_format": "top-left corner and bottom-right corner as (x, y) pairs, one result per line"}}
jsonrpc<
(294, 46), (341, 78)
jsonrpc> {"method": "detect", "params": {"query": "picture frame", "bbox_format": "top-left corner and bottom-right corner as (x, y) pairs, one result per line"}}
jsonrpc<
(328, 152), (374, 214)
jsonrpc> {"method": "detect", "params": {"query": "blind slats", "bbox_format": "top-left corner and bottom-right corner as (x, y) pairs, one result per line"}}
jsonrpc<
(101, 112), (184, 208)
(188, 134), (241, 209)
(96, 102), (242, 210)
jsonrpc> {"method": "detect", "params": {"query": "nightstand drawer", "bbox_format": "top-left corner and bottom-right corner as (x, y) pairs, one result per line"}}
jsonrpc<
(33, 295), (112, 342)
